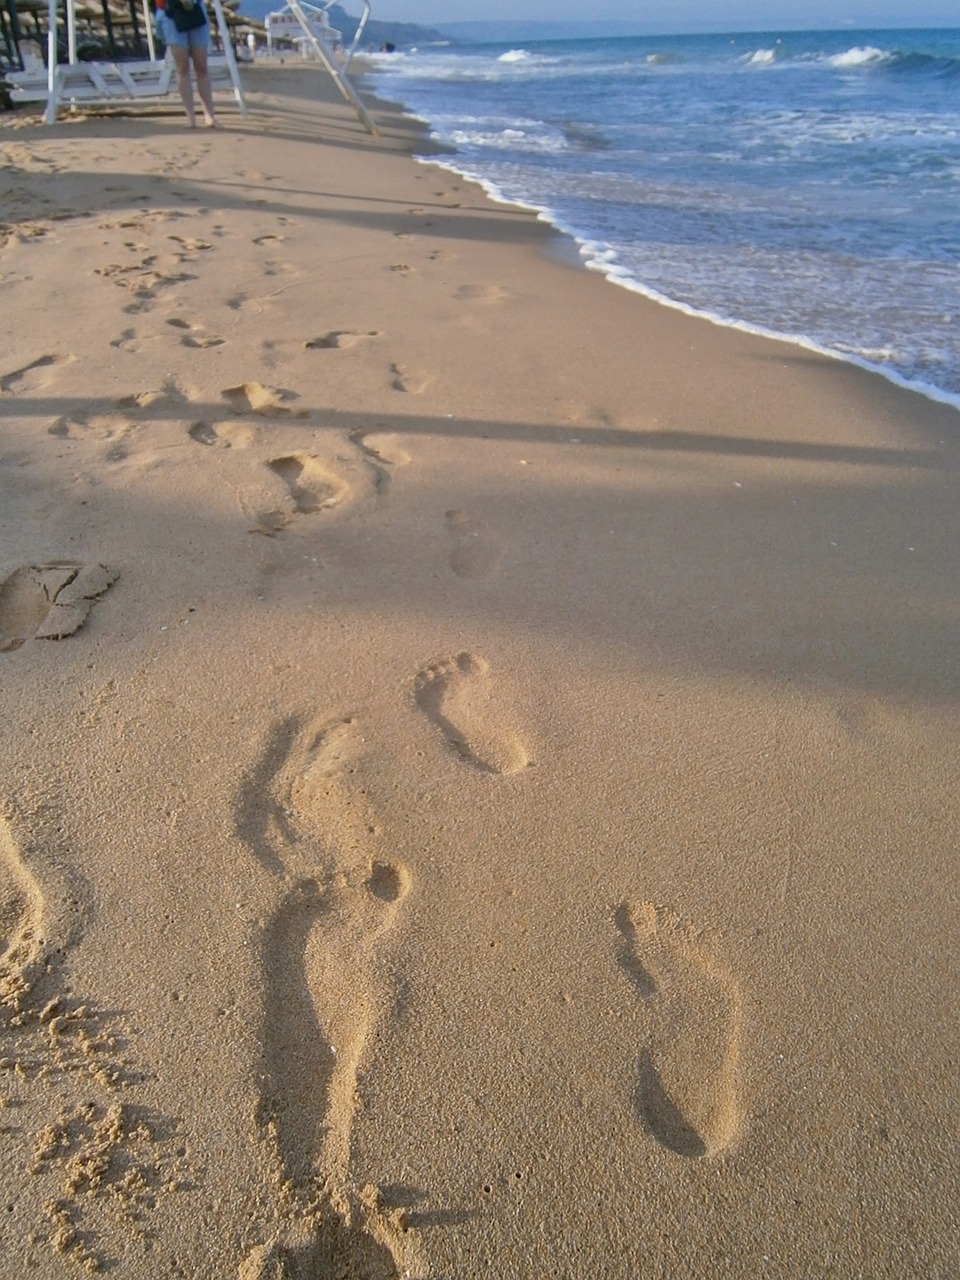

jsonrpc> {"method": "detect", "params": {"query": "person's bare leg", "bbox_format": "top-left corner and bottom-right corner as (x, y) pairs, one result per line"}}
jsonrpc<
(191, 46), (218, 127)
(170, 44), (196, 126)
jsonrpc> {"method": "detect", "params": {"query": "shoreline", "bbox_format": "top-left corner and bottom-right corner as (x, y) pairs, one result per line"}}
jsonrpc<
(2, 62), (959, 1278)
(414, 152), (960, 416)
(359, 53), (960, 416)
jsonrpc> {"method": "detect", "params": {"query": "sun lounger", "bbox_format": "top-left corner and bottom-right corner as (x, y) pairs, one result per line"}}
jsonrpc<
(4, 53), (238, 120)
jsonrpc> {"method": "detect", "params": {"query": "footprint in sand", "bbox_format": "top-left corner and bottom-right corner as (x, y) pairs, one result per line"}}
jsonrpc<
(347, 430), (411, 496)
(166, 318), (224, 348)
(222, 381), (302, 417)
(445, 508), (502, 581)
(116, 386), (180, 411)
(0, 353), (75, 395)
(166, 233), (213, 258)
(238, 715), (419, 1278)
(413, 652), (528, 775)
(110, 269), (196, 315)
(0, 816), (44, 1013)
(616, 901), (742, 1159)
(304, 330), (381, 351)
(0, 563), (118, 652)
(188, 420), (255, 449)
(109, 328), (160, 355)
(353, 432), (410, 469)
(261, 864), (409, 1192)
(267, 455), (349, 515)
(454, 283), (508, 305)
(48, 411), (132, 447)
(390, 363), (431, 395)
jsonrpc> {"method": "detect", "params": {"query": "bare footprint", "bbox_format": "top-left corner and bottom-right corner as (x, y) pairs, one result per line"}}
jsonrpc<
(267, 455), (349, 515)
(166, 233), (213, 255)
(390, 363), (431, 395)
(347, 430), (411, 495)
(0, 353), (75, 395)
(304, 330), (381, 351)
(0, 816), (44, 1013)
(109, 328), (159, 354)
(616, 901), (742, 1159)
(454, 283), (508, 304)
(239, 1187), (413, 1280)
(223, 382), (302, 417)
(413, 652), (528, 775)
(240, 714), (420, 1277)
(0, 563), (118, 652)
(188, 420), (254, 449)
(179, 330), (225, 350)
(247, 508), (291, 538)
(48, 411), (131, 446)
(356, 433), (410, 469)
(445, 509), (502, 580)
(261, 862), (409, 1191)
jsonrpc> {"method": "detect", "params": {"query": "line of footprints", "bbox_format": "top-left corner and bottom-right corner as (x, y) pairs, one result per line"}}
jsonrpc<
(237, 655), (741, 1276)
(1, 646), (742, 1276)
(235, 655), (742, 1274)
(2, 313), (741, 1274)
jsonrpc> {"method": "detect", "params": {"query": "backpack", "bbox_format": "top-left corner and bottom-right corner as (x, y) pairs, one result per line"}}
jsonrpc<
(165, 0), (207, 33)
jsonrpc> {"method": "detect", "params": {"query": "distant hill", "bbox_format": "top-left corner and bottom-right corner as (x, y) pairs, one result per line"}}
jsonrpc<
(236, 1), (448, 48)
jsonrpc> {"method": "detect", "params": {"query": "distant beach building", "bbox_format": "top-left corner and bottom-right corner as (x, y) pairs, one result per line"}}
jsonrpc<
(264, 3), (342, 56)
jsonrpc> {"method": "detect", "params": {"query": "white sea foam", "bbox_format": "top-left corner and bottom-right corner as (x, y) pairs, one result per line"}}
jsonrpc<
(829, 45), (891, 68)
(379, 30), (960, 410)
(743, 49), (776, 66)
(498, 49), (531, 64)
(416, 155), (960, 413)
(448, 126), (568, 154)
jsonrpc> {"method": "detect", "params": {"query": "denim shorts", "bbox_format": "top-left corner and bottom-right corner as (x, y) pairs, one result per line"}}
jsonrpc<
(156, 8), (210, 49)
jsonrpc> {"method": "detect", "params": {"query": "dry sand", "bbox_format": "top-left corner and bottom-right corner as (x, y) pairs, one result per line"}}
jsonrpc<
(1, 63), (959, 1279)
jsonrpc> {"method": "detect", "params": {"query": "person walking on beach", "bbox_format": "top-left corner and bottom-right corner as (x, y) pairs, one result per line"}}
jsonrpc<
(155, 0), (219, 128)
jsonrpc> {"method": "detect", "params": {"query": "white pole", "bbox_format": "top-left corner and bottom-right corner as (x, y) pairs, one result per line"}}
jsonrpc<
(66, 0), (76, 63)
(44, 0), (58, 122)
(284, 0), (379, 136)
(209, 0), (248, 117)
(142, 0), (156, 60)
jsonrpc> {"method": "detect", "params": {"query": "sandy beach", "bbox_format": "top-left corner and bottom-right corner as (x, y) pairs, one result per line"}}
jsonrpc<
(1, 63), (959, 1278)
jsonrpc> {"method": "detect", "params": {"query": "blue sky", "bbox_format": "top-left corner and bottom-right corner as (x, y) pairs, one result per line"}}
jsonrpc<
(371, 1), (960, 29)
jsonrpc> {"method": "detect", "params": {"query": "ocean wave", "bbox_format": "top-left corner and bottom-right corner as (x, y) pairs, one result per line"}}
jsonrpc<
(886, 50), (960, 78)
(729, 43), (960, 79)
(447, 126), (568, 154)
(828, 45), (892, 68)
(370, 31), (960, 406)
(423, 108), (571, 155)
(369, 47), (572, 83)
(742, 48), (777, 66)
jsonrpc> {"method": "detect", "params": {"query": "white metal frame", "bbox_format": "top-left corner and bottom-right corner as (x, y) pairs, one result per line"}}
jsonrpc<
(34, 0), (246, 123)
(270, 0), (378, 136)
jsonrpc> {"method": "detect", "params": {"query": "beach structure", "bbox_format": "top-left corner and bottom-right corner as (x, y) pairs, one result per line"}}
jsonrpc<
(3, 0), (156, 70)
(3, 0), (246, 121)
(265, 0), (377, 134)
(3, 0), (378, 136)
(264, 0), (341, 56)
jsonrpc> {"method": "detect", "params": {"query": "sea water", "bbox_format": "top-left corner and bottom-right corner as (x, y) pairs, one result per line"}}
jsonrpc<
(368, 29), (960, 408)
